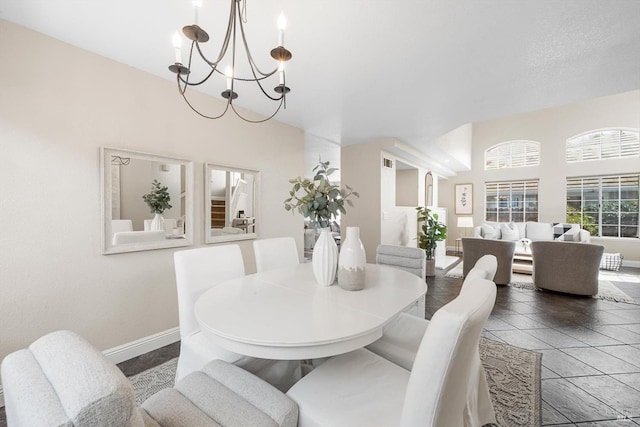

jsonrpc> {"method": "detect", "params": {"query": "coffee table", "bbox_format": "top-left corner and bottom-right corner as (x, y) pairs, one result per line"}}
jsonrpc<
(513, 239), (533, 274)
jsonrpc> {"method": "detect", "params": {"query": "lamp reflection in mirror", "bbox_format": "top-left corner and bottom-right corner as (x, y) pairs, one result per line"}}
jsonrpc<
(457, 216), (474, 238)
(205, 163), (259, 244)
(101, 147), (194, 254)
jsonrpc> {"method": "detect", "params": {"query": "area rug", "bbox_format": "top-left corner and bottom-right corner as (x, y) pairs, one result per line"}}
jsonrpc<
(129, 358), (177, 405)
(445, 264), (638, 304)
(128, 339), (541, 427)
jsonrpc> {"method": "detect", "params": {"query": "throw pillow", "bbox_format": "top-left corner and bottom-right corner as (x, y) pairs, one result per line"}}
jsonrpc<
(500, 222), (520, 241)
(553, 223), (580, 241)
(481, 223), (501, 240)
(526, 222), (554, 241)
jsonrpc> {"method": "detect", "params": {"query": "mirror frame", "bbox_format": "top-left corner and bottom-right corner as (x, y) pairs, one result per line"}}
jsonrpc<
(100, 147), (194, 254)
(204, 163), (260, 244)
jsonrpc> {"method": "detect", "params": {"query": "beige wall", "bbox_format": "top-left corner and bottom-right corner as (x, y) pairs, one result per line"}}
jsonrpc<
(341, 141), (386, 262)
(0, 20), (304, 363)
(441, 90), (640, 262)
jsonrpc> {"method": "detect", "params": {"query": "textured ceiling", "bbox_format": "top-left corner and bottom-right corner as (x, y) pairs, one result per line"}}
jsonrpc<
(1, 0), (639, 172)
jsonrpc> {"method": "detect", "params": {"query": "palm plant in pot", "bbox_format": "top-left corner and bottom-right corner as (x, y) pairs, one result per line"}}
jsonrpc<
(416, 207), (447, 277)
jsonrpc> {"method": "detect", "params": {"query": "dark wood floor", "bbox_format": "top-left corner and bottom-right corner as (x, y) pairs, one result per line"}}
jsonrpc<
(1, 263), (639, 426)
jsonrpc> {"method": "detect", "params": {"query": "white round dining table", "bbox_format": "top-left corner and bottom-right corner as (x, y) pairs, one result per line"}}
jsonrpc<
(194, 262), (427, 360)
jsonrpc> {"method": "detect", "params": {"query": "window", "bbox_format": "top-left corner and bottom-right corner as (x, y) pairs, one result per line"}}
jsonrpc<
(566, 174), (639, 238)
(485, 181), (539, 222)
(485, 141), (540, 170)
(566, 129), (640, 163)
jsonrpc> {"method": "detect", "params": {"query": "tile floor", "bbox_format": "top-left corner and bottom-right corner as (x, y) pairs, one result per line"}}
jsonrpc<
(426, 264), (640, 426)
(1, 265), (638, 426)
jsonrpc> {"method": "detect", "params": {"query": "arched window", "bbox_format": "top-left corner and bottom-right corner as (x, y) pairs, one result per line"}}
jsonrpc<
(566, 129), (639, 163)
(485, 141), (540, 170)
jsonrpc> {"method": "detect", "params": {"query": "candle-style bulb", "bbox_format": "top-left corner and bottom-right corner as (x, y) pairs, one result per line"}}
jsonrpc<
(277, 12), (286, 46)
(278, 61), (285, 85)
(193, 0), (202, 25)
(277, 12), (287, 31)
(173, 31), (182, 63)
(225, 65), (233, 90)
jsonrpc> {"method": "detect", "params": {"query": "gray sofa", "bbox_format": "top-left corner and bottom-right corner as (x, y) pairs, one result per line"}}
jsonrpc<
(1, 330), (298, 427)
(531, 241), (604, 296)
(474, 221), (590, 253)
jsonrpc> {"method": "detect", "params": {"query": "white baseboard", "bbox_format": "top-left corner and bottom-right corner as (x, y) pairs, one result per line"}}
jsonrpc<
(103, 327), (180, 365)
(0, 328), (180, 408)
(622, 259), (640, 268)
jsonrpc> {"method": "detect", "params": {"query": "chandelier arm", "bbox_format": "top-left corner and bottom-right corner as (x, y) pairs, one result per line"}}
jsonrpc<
(179, 68), (217, 87)
(230, 97), (285, 123)
(181, 91), (232, 120)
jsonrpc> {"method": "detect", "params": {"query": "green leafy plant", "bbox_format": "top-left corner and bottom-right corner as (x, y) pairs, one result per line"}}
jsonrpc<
(416, 207), (447, 260)
(142, 180), (172, 214)
(284, 160), (359, 228)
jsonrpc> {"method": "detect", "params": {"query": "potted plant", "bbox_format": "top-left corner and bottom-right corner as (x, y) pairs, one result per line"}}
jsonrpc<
(284, 160), (359, 229)
(416, 207), (447, 277)
(284, 160), (359, 286)
(142, 179), (172, 231)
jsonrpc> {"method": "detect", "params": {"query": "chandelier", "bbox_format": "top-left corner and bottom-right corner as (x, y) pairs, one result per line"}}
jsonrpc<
(168, 0), (292, 123)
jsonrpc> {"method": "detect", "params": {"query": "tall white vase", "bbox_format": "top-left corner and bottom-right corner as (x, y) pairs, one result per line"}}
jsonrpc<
(150, 213), (165, 232)
(338, 226), (366, 291)
(312, 228), (338, 287)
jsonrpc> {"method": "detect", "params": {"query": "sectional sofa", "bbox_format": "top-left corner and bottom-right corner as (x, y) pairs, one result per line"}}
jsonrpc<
(473, 221), (591, 253)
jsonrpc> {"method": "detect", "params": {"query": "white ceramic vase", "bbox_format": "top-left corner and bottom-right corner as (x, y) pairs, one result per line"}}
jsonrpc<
(312, 227), (338, 286)
(338, 226), (366, 291)
(150, 213), (165, 232)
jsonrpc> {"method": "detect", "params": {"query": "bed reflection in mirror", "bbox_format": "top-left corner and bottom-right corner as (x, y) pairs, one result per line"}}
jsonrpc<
(205, 164), (259, 243)
(101, 148), (193, 254)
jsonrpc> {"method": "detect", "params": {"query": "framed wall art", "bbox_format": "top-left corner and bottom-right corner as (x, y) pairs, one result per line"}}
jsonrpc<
(455, 183), (473, 215)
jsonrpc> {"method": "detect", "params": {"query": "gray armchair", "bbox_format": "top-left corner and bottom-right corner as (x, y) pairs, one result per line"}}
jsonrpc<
(1, 330), (298, 427)
(531, 241), (604, 296)
(461, 238), (516, 285)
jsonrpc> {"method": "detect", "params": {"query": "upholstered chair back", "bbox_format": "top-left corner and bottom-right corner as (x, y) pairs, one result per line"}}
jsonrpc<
(1, 330), (145, 427)
(531, 241), (604, 296)
(253, 237), (299, 273)
(462, 238), (516, 285)
(463, 254), (498, 283)
(375, 245), (426, 280)
(174, 245), (245, 338)
(401, 279), (496, 426)
(112, 219), (133, 234)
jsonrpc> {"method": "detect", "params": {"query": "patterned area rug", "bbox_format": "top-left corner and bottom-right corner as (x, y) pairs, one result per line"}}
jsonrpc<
(480, 338), (541, 427)
(445, 264), (638, 304)
(128, 339), (541, 427)
(128, 358), (177, 405)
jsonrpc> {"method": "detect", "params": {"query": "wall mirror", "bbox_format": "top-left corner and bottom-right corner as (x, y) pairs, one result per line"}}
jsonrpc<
(205, 163), (259, 244)
(101, 147), (194, 254)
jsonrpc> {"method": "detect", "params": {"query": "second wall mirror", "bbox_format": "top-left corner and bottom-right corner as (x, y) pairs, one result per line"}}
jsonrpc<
(205, 163), (259, 244)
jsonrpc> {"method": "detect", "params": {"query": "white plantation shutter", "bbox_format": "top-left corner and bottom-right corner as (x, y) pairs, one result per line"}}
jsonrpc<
(566, 129), (639, 163)
(485, 141), (540, 170)
(485, 180), (539, 222)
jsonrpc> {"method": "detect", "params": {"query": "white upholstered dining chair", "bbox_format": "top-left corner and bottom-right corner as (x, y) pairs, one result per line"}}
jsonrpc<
(375, 244), (426, 317)
(253, 237), (299, 273)
(365, 255), (498, 426)
(286, 277), (497, 427)
(174, 245), (300, 391)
